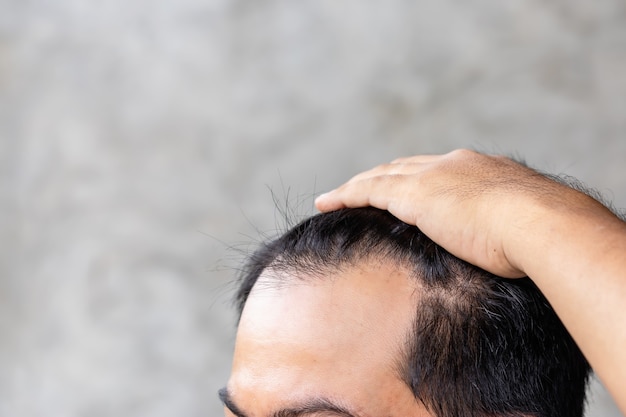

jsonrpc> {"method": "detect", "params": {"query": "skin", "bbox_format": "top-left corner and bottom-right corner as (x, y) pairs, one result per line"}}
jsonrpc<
(223, 261), (433, 417)
(315, 149), (626, 414)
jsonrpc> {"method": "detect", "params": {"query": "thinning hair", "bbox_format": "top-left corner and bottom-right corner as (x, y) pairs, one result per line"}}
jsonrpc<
(235, 207), (590, 417)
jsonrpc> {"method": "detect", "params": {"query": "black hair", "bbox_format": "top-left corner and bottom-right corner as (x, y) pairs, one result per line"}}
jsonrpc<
(235, 207), (590, 417)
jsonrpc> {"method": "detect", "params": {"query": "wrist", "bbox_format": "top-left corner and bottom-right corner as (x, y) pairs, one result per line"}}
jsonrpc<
(506, 187), (624, 282)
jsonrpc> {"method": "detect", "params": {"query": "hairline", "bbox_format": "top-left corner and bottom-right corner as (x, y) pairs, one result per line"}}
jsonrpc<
(255, 254), (442, 399)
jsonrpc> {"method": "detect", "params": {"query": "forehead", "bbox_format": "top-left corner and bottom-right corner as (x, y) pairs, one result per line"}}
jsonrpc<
(241, 260), (418, 347)
(228, 261), (422, 415)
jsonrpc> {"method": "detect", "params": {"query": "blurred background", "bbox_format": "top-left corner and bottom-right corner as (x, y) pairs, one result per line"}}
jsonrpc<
(1, 0), (625, 416)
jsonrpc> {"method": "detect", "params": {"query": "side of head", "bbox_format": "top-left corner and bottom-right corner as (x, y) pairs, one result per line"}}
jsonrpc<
(230, 207), (590, 417)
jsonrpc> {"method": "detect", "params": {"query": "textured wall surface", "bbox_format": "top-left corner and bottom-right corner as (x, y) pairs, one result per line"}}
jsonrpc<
(1, 1), (625, 416)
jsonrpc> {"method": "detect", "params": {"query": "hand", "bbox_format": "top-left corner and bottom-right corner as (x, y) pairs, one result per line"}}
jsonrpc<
(315, 149), (593, 278)
(319, 149), (626, 413)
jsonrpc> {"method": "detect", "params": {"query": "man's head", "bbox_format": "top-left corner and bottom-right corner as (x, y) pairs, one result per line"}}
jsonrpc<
(222, 208), (590, 417)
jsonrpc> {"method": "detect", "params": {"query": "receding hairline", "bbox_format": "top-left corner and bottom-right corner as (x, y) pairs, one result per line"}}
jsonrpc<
(244, 254), (429, 393)
(256, 252), (422, 286)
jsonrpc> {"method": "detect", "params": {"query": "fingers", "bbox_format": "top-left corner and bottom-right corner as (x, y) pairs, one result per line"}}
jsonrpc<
(315, 154), (442, 213)
(314, 167), (401, 212)
(334, 155), (440, 186)
(315, 151), (478, 214)
(315, 173), (414, 216)
(314, 176), (385, 212)
(314, 191), (348, 211)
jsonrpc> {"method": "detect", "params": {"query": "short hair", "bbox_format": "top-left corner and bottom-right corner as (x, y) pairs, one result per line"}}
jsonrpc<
(235, 207), (590, 417)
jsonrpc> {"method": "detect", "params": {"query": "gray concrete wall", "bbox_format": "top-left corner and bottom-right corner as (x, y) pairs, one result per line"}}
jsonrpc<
(1, 1), (624, 416)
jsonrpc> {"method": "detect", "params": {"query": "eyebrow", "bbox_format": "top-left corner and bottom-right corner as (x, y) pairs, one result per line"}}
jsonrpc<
(218, 387), (361, 417)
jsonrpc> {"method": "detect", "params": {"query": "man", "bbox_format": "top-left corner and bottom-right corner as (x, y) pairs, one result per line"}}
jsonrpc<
(221, 150), (626, 417)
